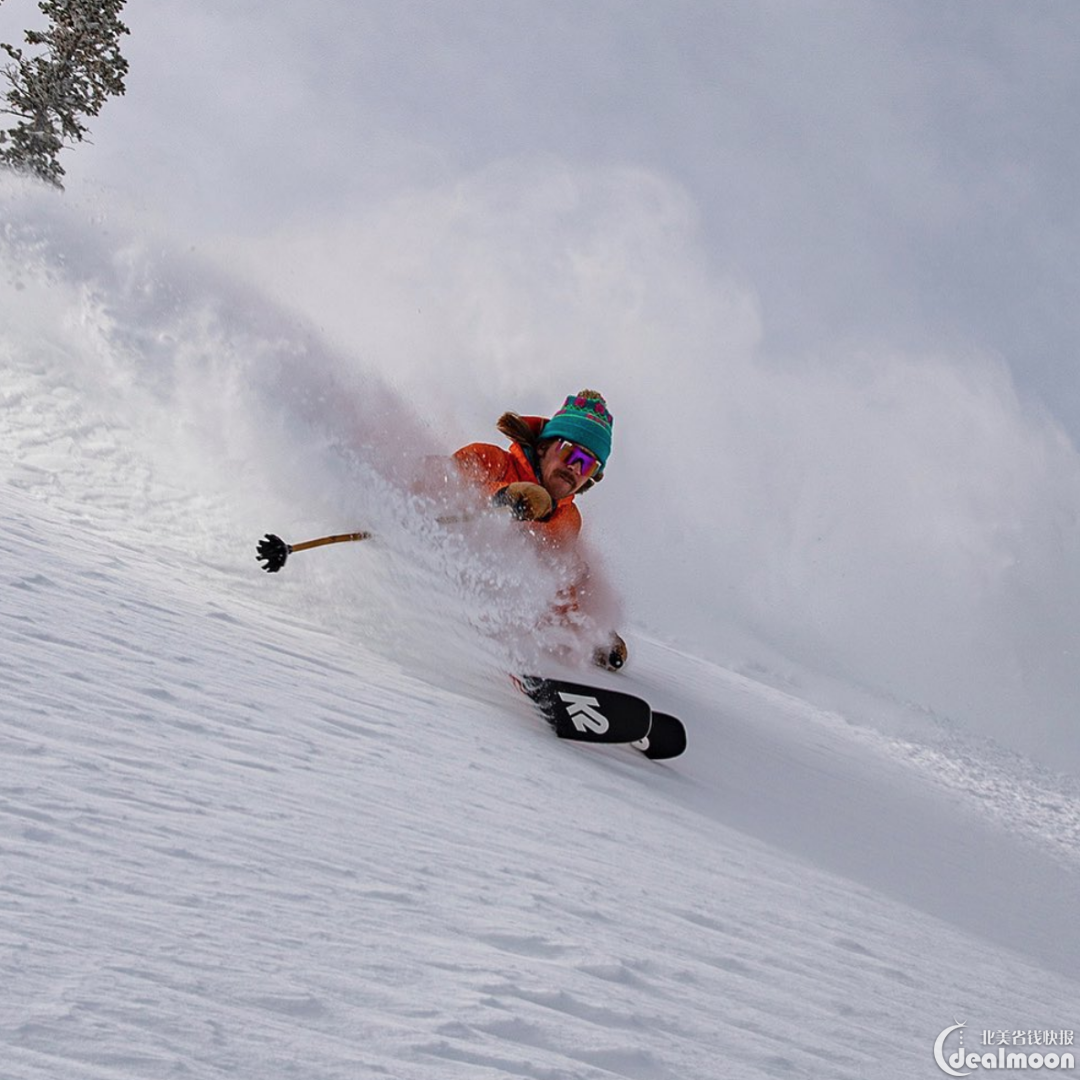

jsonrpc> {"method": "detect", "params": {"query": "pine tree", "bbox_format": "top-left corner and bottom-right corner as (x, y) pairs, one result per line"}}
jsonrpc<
(0, 0), (129, 188)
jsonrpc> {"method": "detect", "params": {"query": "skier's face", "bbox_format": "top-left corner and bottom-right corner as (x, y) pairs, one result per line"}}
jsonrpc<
(538, 439), (596, 500)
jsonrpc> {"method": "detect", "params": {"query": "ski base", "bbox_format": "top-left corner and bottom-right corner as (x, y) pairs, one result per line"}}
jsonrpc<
(514, 676), (687, 760)
(516, 676), (652, 743)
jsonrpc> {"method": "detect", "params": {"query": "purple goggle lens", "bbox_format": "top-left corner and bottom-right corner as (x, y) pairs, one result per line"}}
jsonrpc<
(554, 439), (601, 480)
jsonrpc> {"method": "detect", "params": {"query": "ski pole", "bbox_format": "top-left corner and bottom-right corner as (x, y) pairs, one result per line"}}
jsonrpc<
(256, 532), (371, 573)
(255, 513), (478, 573)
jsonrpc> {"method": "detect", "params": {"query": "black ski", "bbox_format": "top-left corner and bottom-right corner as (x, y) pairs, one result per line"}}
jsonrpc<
(515, 676), (652, 744)
(632, 712), (687, 760)
(515, 676), (687, 759)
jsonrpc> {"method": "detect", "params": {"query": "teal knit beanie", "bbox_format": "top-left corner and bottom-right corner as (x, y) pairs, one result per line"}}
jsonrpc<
(540, 390), (613, 467)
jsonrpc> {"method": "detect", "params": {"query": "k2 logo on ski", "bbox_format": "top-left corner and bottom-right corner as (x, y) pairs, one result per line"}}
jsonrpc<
(557, 692), (610, 734)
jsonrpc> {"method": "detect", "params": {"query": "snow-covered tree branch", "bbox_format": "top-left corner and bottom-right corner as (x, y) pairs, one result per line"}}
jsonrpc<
(0, 0), (129, 188)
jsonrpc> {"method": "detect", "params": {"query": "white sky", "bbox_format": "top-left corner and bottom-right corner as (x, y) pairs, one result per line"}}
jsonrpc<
(4, 0), (1072, 431)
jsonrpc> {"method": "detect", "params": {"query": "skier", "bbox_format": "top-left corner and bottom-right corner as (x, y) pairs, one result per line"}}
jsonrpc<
(254, 390), (685, 754)
(450, 389), (628, 672)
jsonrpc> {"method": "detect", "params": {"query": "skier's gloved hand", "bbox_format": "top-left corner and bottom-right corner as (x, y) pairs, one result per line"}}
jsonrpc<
(492, 482), (554, 522)
(593, 632), (628, 672)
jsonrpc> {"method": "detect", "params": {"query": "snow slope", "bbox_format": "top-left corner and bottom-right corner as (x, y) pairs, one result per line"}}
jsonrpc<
(3, 180), (1079, 1079)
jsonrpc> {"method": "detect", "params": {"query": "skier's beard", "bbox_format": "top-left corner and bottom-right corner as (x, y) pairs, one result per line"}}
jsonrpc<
(546, 469), (578, 500)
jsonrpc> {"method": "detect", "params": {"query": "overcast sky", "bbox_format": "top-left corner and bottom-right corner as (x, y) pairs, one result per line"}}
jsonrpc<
(5, 0), (1069, 432)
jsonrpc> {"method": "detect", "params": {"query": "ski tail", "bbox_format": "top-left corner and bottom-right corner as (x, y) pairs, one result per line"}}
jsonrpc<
(632, 712), (687, 760)
(514, 675), (652, 743)
(512, 675), (686, 759)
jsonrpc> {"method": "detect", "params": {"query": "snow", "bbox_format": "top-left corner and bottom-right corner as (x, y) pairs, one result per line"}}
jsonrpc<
(2, 177), (1079, 1079)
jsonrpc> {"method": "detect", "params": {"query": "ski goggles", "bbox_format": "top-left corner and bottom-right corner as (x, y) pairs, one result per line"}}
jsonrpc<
(552, 438), (603, 481)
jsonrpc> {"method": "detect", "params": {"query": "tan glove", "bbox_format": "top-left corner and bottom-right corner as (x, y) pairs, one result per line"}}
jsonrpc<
(593, 632), (628, 671)
(492, 482), (554, 522)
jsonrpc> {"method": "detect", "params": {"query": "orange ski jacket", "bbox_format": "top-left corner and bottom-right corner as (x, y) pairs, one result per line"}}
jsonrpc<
(452, 416), (582, 548)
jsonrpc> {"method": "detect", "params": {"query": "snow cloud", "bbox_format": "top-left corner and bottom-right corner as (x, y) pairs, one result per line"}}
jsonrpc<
(214, 157), (1080, 770)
